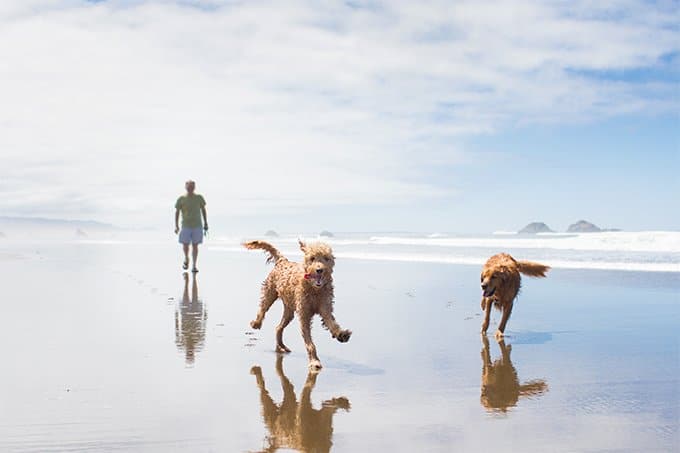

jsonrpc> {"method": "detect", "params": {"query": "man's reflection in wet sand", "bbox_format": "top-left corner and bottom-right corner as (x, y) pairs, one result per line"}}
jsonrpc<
(250, 355), (351, 453)
(175, 273), (207, 365)
(481, 335), (548, 413)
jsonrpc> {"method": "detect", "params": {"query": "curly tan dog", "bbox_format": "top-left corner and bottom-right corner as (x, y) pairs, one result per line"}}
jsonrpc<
(480, 253), (550, 339)
(243, 240), (352, 371)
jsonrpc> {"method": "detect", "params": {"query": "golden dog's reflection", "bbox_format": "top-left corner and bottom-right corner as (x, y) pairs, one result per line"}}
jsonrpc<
(251, 355), (351, 453)
(481, 335), (548, 413)
(175, 273), (207, 365)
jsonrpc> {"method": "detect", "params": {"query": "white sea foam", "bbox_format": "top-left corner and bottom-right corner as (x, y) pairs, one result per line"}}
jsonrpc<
(331, 252), (678, 273)
(368, 231), (680, 253)
(220, 231), (680, 273)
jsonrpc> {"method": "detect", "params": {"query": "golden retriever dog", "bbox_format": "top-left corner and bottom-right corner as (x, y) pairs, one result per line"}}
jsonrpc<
(243, 240), (352, 371)
(250, 356), (350, 452)
(480, 335), (548, 413)
(480, 253), (550, 339)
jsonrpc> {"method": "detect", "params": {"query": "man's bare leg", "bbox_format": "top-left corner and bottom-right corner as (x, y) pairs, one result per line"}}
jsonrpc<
(182, 243), (190, 270)
(191, 243), (199, 272)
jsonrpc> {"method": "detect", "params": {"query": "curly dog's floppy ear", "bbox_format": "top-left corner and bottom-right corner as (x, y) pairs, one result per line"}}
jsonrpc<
(298, 239), (307, 252)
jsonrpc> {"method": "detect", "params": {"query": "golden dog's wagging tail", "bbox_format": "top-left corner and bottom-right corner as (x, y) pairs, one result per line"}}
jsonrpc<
(516, 260), (550, 277)
(243, 240), (284, 264)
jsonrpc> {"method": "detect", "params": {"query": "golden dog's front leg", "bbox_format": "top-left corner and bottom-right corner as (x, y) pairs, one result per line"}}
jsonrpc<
(495, 301), (514, 340)
(481, 297), (492, 334)
(319, 305), (352, 343)
(299, 315), (322, 371)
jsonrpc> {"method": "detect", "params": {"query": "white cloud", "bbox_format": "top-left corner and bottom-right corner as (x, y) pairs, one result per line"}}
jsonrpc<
(0, 0), (677, 226)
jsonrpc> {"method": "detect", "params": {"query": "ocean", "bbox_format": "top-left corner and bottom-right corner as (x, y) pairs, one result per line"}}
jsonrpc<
(208, 230), (680, 273)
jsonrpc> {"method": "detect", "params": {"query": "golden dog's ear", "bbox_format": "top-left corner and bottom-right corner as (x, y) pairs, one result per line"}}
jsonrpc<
(298, 239), (307, 252)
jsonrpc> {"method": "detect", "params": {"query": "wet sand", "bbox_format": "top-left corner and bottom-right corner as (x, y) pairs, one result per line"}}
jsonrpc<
(0, 241), (678, 452)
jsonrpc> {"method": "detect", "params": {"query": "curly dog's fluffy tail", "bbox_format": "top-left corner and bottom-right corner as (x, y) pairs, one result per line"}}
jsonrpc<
(517, 260), (550, 277)
(243, 240), (284, 264)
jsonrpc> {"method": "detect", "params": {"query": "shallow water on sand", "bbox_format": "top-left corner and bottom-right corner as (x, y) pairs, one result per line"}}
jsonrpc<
(0, 241), (678, 452)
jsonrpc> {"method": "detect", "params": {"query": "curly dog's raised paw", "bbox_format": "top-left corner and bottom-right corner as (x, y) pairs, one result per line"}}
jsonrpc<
(250, 320), (262, 329)
(309, 360), (323, 371)
(336, 329), (352, 343)
(328, 397), (351, 411)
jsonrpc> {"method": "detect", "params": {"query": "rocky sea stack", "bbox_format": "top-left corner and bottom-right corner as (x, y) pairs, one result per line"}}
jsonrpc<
(567, 220), (601, 233)
(567, 220), (620, 233)
(518, 222), (554, 234)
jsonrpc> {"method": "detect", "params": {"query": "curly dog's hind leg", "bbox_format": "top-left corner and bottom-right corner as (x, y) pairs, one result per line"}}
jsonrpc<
(275, 307), (294, 353)
(251, 279), (277, 330)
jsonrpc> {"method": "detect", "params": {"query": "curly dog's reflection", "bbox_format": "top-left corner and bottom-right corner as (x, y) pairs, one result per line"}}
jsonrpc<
(481, 335), (548, 413)
(251, 356), (350, 452)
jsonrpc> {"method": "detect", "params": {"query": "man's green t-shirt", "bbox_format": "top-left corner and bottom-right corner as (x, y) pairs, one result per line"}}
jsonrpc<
(175, 194), (206, 229)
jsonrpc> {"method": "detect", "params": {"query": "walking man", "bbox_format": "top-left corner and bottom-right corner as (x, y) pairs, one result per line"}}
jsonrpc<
(175, 180), (208, 273)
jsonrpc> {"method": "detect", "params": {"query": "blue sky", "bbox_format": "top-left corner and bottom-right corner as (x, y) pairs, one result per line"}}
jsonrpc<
(268, 115), (679, 233)
(0, 0), (678, 233)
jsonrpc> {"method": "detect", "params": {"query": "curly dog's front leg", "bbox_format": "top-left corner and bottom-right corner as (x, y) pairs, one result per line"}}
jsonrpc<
(319, 305), (352, 343)
(299, 315), (322, 371)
